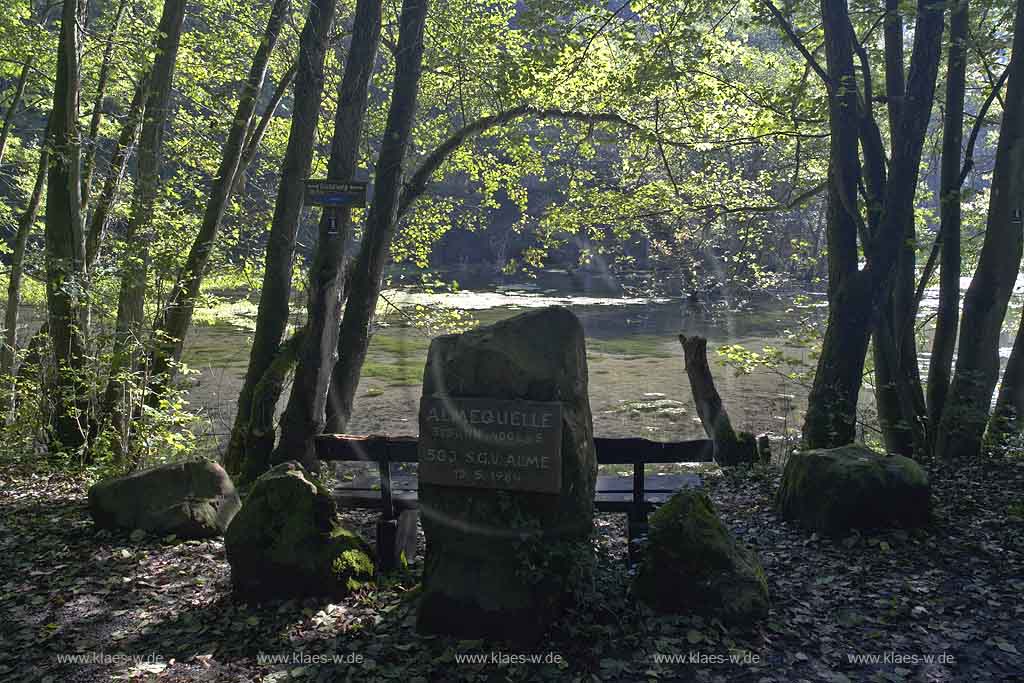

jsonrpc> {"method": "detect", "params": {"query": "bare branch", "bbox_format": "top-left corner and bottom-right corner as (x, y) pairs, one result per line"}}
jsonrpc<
(761, 0), (830, 87)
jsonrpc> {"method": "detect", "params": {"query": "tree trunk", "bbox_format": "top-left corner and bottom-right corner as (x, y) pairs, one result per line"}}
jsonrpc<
(678, 335), (755, 465)
(231, 62), (298, 198)
(927, 0), (969, 429)
(956, 0), (1024, 454)
(80, 0), (128, 211)
(869, 0), (944, 457)
(102, 0), (187, 457)
(801, 0), (866, 448)
(226, 0), (339, 477)
(149, 0), (291, 396)
(236, 329), (305, 483)
(2, 135), (49, 415)
(84, 76), (146, 268)
(44, 0), (89, 452)
(802, 0), (944, 450)
(0, 58), (32, 165)
(324, 0), (429, 434)
(274, 0), (382, 470)
(873, 0), (925, 457)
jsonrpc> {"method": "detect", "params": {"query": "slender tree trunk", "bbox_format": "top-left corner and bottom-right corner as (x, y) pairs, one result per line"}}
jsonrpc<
(102, 0), (187, 457)
(2, 135), (49, 415)
(324, 0), (429, 435)
(0, 58), (32, 165)
(84, 76), (146, 268)
(44, 0), (89, 452)
(78, 9), (136, 349)
(874, 0), (923, 457)
(928, 0), (969, 429)
(149, 0), (291, 396)
(231, 62), (298, 198)
(226, 0), (339, 478)
(869, 0), (944, 457)
(274, 0), (383, 470)
(801, 0), (867, 448)
(80, 0), (127, 211)
(237, 329), (305, 482)
(944, 0), (1024, 457)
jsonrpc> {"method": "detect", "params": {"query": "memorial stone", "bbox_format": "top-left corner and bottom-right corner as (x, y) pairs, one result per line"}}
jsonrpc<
(416, 306), (597, 643)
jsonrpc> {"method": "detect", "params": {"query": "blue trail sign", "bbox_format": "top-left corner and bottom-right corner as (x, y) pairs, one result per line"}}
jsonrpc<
(305, 179), (368, 207)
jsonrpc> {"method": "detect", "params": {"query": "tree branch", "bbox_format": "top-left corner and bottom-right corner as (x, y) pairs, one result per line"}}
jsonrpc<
(397, 105), (680, 218)
(761, 0), (831, 87)
(959, 64), (1009, 185)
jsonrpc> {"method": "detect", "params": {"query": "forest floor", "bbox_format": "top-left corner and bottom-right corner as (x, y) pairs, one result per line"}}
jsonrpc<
(2, 454), (1022, 683)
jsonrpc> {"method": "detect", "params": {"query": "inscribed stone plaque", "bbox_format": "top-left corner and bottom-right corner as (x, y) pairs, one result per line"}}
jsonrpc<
(418, 396), (563, 493)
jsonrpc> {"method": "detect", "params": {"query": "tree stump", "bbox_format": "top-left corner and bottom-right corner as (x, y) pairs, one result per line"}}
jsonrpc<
(678, 335), (756, 466)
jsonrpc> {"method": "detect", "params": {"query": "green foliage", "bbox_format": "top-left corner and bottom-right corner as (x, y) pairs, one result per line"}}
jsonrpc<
(0, 328), (207, 478)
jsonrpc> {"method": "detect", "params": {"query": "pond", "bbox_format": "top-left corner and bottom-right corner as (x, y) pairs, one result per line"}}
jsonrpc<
(181, 285), (825, 453)
(180, 276), (1024, 457)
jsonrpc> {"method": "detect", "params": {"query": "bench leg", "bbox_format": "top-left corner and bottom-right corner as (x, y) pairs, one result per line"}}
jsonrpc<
(376, 510), (419, 572)
(627, 511), (649, 567)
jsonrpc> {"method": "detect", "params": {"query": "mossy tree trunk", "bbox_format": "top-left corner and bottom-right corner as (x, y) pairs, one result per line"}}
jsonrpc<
(324, 0), (429, 434)
(274, 0), (383, 470)
(981, 0), (1024, 450)
(227, 0), (339, 478)
(797, 0), (944, 451)
(44, 0), (89, 453)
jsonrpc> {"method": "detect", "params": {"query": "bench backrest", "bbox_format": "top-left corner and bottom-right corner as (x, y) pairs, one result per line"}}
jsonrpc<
(317, 435), (714, 517)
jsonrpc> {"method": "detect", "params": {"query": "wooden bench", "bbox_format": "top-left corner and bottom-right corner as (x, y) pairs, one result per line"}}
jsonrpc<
(316, 434), (714, 570)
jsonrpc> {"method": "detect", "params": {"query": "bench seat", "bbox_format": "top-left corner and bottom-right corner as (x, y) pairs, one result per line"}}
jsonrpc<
(333, 473), (701, 511)
(319, 433), (713, 569)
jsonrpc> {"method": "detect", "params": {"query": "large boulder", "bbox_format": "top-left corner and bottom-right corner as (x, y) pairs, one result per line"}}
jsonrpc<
(225, 462), (373, 600)
(88, 460), (240, 538)
(632, 489), (769, 624)
(417, 306), (598, 643)
(776, 444), (930, 535)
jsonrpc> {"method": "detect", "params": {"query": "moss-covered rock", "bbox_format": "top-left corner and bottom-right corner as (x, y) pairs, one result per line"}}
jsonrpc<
(632, 489), (769, 624)
(776, 444), (930, 535)
(88, 460), (240, 538)
(225, 462), (373, 600)
(417, 306), (598, 643)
